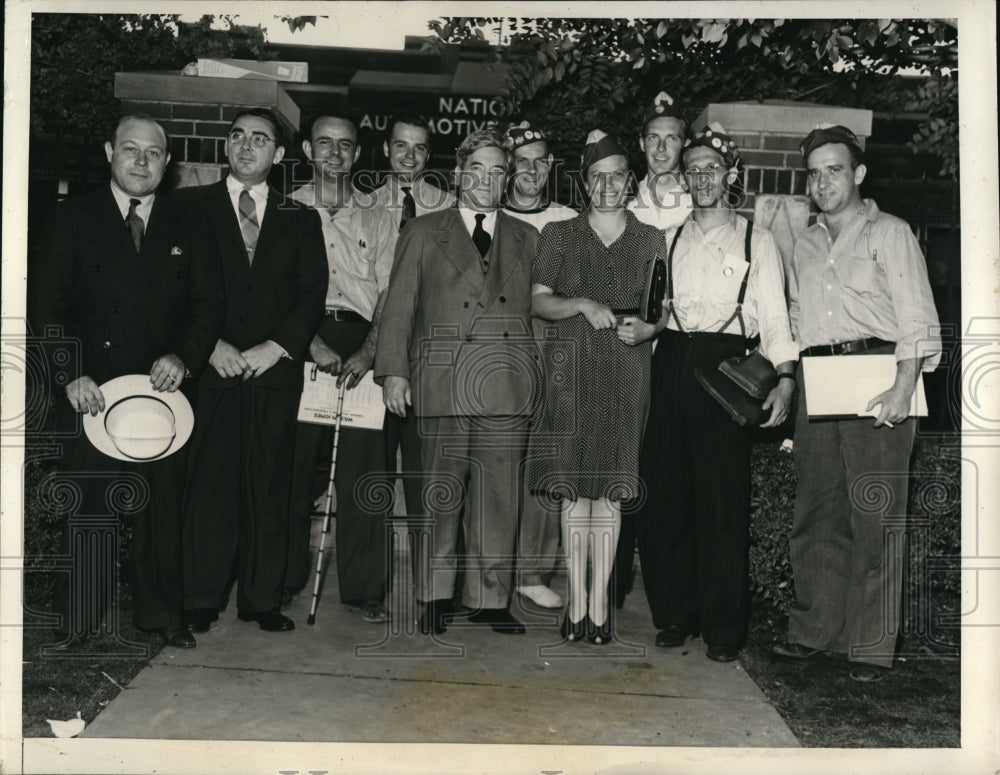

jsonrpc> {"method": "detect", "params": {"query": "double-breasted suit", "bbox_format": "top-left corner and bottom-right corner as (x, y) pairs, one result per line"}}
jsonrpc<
(29, 185), (225, 634)
(179, 178), (327, 615)
(375, 208), (539, 608)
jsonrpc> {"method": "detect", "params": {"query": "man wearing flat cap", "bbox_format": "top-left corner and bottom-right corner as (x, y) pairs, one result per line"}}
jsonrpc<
(771, 125), (941, 681)
(29, 114), (225, 650)
(624, 123), (797, 663)
(628, 91), (693, 230)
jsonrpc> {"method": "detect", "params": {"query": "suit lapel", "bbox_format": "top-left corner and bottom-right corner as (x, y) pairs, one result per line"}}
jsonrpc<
(437, 210), (485, 293)
(252, 189), (283, 265)
(99, 187), (146, 296)
(211, 179), (252, 261)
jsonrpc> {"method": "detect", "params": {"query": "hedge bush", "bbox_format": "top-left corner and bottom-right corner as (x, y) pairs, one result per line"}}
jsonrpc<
(749, 436), (962, 614)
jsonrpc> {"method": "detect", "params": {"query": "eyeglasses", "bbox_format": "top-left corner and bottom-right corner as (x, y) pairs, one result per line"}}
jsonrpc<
(685, 163), (726, 175)
(228, 130), (276, 148)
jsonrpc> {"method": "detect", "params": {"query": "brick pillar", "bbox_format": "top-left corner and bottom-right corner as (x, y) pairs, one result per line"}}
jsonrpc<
(114, 72), (302, 189)
(692, 101), (873, 274)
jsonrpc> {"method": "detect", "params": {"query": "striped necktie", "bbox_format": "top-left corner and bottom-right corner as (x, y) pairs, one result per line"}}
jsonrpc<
(239, 187), (260, 260)
(126, 198), (144, 254)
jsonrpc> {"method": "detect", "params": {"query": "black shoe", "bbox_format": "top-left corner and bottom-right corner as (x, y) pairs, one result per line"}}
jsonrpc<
(587, 614), (612, 645)
(770, 640), (822, 659)
(160, 626), (197, 648)
(183, 608), (218, 634)
(706, 644), (739, 662)
(237, 608), (295, 632)
(47, 632), (87, 651)
(418, 599), (452, 635)
(468, 607), (525, 635)
(655, 625), (697, 648)
(560, 612), (587, 642)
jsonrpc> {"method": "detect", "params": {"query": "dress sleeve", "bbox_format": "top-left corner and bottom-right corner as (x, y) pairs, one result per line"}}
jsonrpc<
(532, 221), (565, 291)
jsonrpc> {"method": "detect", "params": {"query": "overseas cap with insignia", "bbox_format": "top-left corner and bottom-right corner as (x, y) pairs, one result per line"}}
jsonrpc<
(641, 90), (686, 132)
(800, 123), (864, 161)
(581, 129), (628, 172)
(504, 120), (548, 150)
(683, 122), (741, 170)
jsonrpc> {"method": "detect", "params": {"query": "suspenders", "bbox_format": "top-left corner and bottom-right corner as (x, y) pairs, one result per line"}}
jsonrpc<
(664, 219), (754, 337)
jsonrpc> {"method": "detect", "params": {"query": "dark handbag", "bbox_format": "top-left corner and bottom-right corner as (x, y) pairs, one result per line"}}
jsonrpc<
(693, 365), (770, 427)
(639, 252), (666, 323)
(719, 351), (778, 400)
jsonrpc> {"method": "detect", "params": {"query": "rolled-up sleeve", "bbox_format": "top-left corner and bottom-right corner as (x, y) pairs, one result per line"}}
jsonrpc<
(880, 220), (942, 370)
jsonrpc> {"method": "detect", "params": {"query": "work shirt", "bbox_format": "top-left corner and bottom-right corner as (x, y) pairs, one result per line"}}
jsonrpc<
(110, 183), (154, 227)
(503, 201), (577, 232)
(628, 173), (693, 231)
(290, 182), (396, 321)
(369, 176), (455, 227)
(663, 212), (799, 366)
(789, 199), (941, 369)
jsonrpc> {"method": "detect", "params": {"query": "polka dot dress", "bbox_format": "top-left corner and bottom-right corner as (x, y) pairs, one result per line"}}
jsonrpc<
(527, 211), (662, 501)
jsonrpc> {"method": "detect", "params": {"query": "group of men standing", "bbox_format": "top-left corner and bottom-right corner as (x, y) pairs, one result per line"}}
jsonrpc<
(30, 92), (940, 680)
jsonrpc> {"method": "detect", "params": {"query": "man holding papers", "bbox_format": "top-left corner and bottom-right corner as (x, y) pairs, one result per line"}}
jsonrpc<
(285, 114), (397, 623)
(773, 125), (941, 680)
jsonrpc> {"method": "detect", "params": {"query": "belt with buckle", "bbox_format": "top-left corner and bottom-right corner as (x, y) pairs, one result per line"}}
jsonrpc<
(324, 308), (367, 323)
(801, 337), (894, 357)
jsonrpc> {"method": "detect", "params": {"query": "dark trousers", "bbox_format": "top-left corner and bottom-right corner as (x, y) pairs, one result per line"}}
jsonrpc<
(787, 356), (914, 667)
(52, 400), (187, 633)
(287, 317), (387, 604)
(183, 384), (298, 613)
(637, 330), (752, 649)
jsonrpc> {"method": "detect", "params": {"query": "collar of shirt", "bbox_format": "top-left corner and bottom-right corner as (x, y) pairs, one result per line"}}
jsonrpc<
(816, 198), (881, 243)
(290, 182), (363, 221)
(109, 182), (154, 224)
(226, 176), (268, 222)
(683, 209), (740, 245)
(457, 206), (497, 239)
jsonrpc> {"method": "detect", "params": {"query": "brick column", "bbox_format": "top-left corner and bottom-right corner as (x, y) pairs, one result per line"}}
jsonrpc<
(692, 101), (873, 273)
(114, 72), (302, 189)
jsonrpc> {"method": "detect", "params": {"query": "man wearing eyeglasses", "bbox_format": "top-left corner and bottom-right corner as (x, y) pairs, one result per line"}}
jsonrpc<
(180, 108), (328, 635)
(29, 114), (225, 650)
(500, 121), (575, 613)
(622, 123), (797, 663)
(283, 113), (398, 624)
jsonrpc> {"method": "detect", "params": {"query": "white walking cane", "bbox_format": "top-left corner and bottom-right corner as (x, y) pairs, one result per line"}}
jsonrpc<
(306, 377), (347, 626)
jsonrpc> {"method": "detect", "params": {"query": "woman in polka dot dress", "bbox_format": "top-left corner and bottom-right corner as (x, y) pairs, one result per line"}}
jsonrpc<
(528, 130), (664, 644)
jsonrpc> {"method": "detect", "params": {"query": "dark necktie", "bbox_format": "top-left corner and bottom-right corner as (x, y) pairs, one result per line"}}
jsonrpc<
(400, 186), (416, 231)
(473, 213), (491, 271)
(126, 198), (144, 254)
(238, 187), (260, 260)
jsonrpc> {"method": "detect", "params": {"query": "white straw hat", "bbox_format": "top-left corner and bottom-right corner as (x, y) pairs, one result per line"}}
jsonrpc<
(83, 374), (194, 462)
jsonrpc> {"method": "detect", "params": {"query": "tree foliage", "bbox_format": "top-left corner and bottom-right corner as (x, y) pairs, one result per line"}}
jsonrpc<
(425, 18), (959, 177)
(31, 14), (315, 141)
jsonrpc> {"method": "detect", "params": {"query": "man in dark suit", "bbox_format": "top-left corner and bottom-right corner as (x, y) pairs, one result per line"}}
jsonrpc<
(30, 114), (225, 649)
(374, 128), (539, 635)
(180, 108), (328, 634)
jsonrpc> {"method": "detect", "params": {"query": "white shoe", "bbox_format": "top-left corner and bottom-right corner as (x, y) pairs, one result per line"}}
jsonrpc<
(517, 585), (563, 609)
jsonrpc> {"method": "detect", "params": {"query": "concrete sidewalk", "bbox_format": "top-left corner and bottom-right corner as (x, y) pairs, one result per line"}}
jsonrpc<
(82, 520), (797, 747)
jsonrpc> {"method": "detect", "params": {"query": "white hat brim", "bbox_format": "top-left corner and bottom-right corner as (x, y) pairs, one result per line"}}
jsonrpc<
(82, 375), (194, 462)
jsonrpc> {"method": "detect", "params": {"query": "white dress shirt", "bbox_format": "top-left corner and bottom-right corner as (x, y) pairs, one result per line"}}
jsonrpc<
(226, 176), (268, 225)
(109, 182), (154, 227)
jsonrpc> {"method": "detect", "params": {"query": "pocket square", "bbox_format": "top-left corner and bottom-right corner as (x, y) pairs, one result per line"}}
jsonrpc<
(171, 246), (183, 255)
